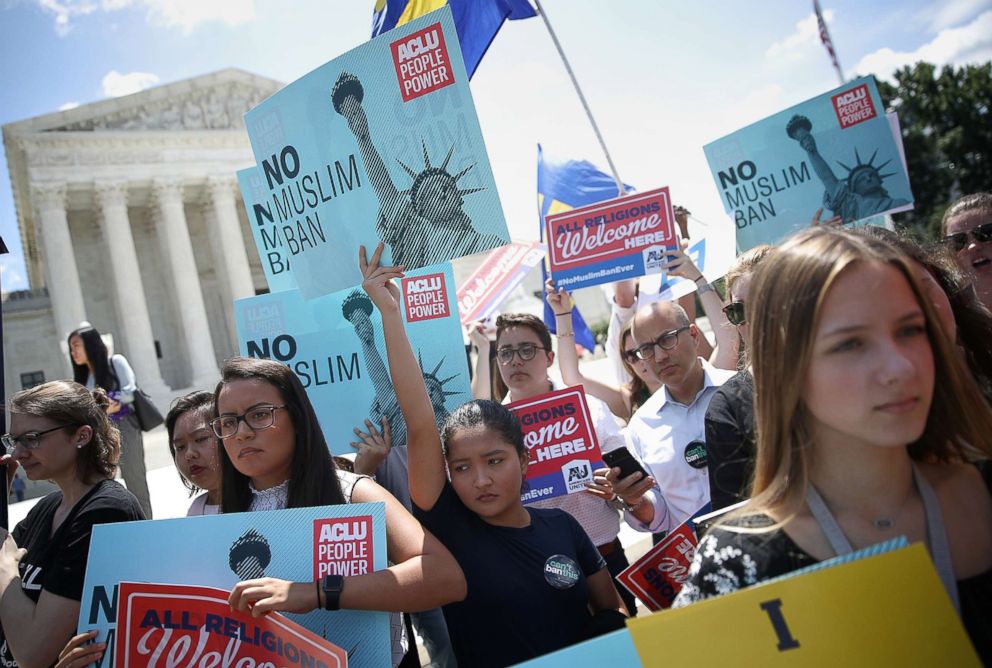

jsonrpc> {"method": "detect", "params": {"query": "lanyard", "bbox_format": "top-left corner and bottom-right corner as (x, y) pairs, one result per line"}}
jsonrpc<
(805, 463), (960, 614)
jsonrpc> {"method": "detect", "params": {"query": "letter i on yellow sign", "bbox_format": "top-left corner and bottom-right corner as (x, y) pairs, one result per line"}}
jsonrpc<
(626, 544), (981, 667)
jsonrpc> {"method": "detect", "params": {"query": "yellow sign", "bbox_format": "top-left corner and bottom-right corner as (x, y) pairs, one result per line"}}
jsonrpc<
(626, 543), (980, 667)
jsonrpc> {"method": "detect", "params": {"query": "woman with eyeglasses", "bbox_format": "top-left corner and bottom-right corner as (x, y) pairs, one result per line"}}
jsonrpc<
(546, 240), (739, 424)
(942, 192), (992, 310)
(213, 355), (465, 667)
(704, 244), (775, 510)
(0, 381), (144, 667)
(674, 227), (992, 662)
(360, 244), (626, 667)
(67, 325), (153, 518)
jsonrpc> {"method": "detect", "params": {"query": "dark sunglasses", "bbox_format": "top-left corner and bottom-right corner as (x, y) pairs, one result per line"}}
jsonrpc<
(943, 222), (992, 251)
(722, 301), (745, 326)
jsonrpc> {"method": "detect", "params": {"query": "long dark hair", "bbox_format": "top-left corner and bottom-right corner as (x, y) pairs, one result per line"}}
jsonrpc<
(68, 326), (119, 392)
(214, 357), (345, 513)
(166, 390), (216, 495)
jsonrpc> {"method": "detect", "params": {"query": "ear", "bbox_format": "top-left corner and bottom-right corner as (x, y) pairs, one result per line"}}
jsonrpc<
(74, 425), (94, 448)
(688, 323), (701, 345)
(519, 452), (529, 478)
(545, 350), (555, 369)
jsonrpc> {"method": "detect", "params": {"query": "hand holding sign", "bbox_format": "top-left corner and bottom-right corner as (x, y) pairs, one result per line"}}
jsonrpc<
(544, 278), (573, 316)
(229, 576), (317, 618)
(359, 243), (405, 315)
(55, 630), (104, 668)
(351, 416), (392, 476)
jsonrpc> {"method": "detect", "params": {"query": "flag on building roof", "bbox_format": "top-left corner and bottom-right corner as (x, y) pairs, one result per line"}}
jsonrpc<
(537, 144), (635, 352)
(372, 0), (536, 78)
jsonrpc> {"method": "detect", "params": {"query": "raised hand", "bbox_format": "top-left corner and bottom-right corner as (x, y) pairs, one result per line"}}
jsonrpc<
(544, 277), (573, 316)
(359, 242), (405, 314)
(466, 321), (490, 349)
(661, 239), (704, 283)
(351, 416), (392, 475)
(811, 207), (843, 227)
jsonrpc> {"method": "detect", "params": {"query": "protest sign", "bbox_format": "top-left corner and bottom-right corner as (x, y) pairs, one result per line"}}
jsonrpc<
(234, 264), (469, 455)
(457, 240), (545, 324)
(626, 543), (980, 666)
(79, 504), (389, 668)
(115, 583), (348, 668)
(238, 165), (298, 294)
(616, 522), (697, 611)
(513, 629), (642, 667)
(243, 7), (509, 299)
(507, 387), (604, 504)
(704, 76), (913, 253)
(545, 188), (677, 290)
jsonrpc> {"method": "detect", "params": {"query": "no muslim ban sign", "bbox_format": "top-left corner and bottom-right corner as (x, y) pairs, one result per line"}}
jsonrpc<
(545, 187), (678, 290)
(508, 387), (604, 504)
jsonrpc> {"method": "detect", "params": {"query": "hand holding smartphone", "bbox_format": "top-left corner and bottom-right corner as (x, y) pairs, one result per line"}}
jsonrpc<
(602, 446), (649, 481)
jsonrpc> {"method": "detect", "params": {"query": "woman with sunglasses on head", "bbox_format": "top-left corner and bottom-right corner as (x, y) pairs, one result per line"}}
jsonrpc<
(704, 244), (775, 511)
(0, 381), (144, 667)
(67, 325), (153, 518)
(546, 240), (739, 424)
(361, 243), (627, 666)
(214, 355), (465, 668)
(165, 391), (221, 516)
(942, 192), (992, 311)
(674, 227), (992, 661)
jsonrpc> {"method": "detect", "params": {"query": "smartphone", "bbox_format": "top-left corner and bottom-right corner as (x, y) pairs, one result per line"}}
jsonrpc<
(602, 446), (650, 480)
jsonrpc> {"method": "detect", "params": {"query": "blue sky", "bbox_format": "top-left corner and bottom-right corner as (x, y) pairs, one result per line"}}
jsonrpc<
(1, 0), (990, 291)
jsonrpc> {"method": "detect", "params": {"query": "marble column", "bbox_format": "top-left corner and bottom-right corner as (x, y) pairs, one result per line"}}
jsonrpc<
(151, 177), (220, 388)
(93, 180), (170, 394)
(205, 175), (255, 302)
(31, 182), (87, 340)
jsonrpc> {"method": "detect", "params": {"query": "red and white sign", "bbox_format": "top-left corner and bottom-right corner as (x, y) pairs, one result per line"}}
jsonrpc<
(508, 387), (603, 503)
(831, 83), (877, 129)
(314, 516), (374, 579)
(391, 23), (454, 102)
(617, 522), (697, 611)
(545, 187), (676, 271)
(402, 272), (450, 323)
(456, 241), (546, 324)
(116, 582), (348, 668)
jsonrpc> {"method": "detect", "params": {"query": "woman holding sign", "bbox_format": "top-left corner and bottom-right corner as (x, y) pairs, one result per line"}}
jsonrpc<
(674, 227), (992, 661)
(0, 381), (144, 667)
(360, 243), (627, 667)
(214, 355), (465, 667)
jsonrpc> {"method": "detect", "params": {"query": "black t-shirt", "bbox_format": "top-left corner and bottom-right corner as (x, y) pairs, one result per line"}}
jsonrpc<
(414, 483), (606, 668)
(704, 370), (755, 511)
(1, 479), (144, 666)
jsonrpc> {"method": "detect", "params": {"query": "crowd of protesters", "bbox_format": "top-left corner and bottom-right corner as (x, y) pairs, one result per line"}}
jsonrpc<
(1, 192), (990, 666)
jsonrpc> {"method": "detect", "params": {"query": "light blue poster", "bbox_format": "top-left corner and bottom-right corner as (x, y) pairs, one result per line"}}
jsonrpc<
(238, 165), (298, 294)
(244, 7), (509, 299)
(78, 503), (390, 668)
(235, 263), (469, 455)
(704, 76), (913, 252)
(512, 629), (642, 667)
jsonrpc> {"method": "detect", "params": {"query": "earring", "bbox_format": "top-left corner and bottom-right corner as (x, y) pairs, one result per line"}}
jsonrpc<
(76, 443), (85, 449)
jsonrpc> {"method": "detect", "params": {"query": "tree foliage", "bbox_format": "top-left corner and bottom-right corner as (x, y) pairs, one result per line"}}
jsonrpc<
(876, 62), (991, 240)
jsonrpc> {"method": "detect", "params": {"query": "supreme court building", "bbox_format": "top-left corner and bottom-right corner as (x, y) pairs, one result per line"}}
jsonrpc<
(2, 69), (283, 403)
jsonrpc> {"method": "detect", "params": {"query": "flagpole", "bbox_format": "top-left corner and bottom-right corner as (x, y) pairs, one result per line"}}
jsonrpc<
(814, 0), (846, 86)
(533, 0), (625, 196)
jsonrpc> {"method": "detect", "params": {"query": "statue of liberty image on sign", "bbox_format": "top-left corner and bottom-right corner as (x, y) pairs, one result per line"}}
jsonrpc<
(332, 71), (504, 268)
(787, 114), (909, 224)
(342, 290), (461, 446)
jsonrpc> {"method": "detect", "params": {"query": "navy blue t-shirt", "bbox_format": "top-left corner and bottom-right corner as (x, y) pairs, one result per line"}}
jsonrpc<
(415, 483), (606, 667)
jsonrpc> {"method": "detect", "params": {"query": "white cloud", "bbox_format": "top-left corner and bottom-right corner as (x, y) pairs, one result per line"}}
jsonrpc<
(766, 9), (834, 59)
(924, 0), (990, 30)
(101, 69), (160, 97)
(58, 101), (80, 110)
(33, 0), (253, 36)
(852, 10), (992, 81)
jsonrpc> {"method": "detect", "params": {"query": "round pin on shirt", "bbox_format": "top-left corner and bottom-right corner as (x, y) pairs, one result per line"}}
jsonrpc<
(684, 440), (707, 469)
(544, 554), (581, 589)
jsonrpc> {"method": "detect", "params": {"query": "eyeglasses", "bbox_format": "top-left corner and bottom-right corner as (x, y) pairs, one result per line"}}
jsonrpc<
(943, 222), (992, 251)
(210, 405), (286, 439)
(630, 326), (690, 361)
(723, 302), (746, 326)
(2, 424), (75, 453)
(496, 343), (549, 365)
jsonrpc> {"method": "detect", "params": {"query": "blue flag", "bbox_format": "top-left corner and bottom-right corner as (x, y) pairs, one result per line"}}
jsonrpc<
(372, 0), (536, 78)
(537, 145), (634, 352)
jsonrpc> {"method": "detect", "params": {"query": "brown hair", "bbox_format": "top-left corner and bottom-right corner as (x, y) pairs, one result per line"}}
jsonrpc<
(742, 227), (992, 522)
(492, 313), (553, 402)
(165, 390), (216, 495)
(214, 357), (345, 513)
(618, 321), (651, 413)
(8, 380), (120, 482)
(941, 192), (992, 235)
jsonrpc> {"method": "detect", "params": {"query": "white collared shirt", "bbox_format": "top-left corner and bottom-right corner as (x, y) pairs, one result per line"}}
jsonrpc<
(623, 358), (735, 533)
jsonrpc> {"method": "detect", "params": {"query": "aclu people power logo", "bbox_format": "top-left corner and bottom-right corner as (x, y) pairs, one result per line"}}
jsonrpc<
(508, 387), (604, 504)
(831, 83), (877, 129)
(314, 516), (374, 579)
(391, 23), (454, 102)
(402, 272), (450, 322)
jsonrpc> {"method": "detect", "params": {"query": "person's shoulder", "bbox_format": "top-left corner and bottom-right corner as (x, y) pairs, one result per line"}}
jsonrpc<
(921, 460), (992, 509)
(703, 360), (737, 387)
(20, 489), (62, 525)
(78, 479), (145, 520)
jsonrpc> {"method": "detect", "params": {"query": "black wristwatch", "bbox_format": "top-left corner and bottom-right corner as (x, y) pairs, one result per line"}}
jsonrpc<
(321, 575), (344, 611)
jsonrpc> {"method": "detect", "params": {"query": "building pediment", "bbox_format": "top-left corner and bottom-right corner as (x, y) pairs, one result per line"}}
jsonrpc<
(6, 68), (283, 134)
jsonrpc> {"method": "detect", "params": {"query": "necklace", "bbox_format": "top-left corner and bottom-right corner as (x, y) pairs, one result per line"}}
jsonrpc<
(872, 517), (894, 530)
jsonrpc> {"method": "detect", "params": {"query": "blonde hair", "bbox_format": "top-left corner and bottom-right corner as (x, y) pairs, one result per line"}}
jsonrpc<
(741, 227), (992, 522)
(725, 244), (775, 299)
(9, 380), (120, 481)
